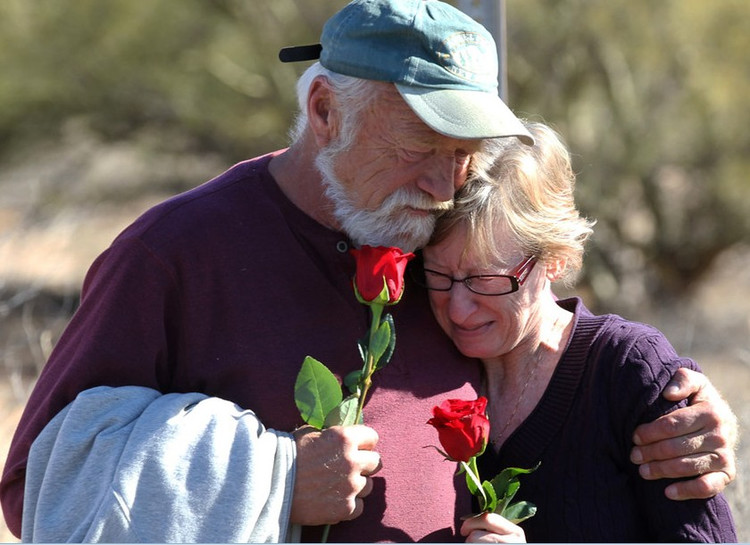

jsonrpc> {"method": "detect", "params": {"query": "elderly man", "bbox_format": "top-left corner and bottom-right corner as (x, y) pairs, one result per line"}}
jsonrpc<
(1, 0), (736, 542)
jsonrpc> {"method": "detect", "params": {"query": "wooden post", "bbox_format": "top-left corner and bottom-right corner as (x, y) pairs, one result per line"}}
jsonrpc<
(455, 0), (508, 102)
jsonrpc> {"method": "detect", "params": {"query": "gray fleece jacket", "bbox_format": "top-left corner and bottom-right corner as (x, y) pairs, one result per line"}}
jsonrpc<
(22, 386), (298, 542)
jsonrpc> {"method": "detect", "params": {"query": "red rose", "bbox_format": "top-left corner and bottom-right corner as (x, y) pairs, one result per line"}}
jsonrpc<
(427, 397), (490, 462)
(351, 245), (415, 304)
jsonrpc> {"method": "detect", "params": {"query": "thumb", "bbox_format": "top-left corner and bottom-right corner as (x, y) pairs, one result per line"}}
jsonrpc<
(662, 368), (709, 402)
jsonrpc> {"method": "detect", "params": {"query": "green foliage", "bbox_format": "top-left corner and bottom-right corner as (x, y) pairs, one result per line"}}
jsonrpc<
(0, 0), (747, 313)
(0, 0), (348, 160)
(505, 0), (750, 311)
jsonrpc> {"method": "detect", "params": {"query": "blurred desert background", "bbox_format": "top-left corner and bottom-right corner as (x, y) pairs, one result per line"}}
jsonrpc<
(1, 0), (748, 541)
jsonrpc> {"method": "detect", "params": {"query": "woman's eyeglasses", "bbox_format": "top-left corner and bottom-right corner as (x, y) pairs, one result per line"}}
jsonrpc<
(411, 255), (537, 296)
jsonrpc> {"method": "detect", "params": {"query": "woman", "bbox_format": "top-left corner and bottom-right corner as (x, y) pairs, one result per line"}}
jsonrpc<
(417, 122), (736, 542)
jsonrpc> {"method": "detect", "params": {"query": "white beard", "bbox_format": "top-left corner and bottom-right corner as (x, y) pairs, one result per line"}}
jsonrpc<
(315, 146), (452, 252)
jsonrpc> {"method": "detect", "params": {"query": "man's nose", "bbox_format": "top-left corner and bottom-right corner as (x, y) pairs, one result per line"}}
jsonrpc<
(416, 154), (458, 202)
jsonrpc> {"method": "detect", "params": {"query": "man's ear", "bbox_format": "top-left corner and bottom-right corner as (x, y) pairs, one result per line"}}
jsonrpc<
(306, 77), (339, 147)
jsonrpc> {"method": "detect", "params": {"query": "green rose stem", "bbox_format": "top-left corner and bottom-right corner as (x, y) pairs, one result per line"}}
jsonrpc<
(354, 302), (384, 424)
(320, 287), (387, 543)
(295, 246), (413, 542)
(323, 299), (387, 543)
(461, 456), (489, 512)
(427, 397), (539, 524)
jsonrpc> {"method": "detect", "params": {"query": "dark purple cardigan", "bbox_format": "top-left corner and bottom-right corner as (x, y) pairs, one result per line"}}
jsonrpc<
(478, 297), (736, 542)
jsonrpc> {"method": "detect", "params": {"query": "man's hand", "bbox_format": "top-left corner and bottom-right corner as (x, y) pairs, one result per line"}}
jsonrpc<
(290, 424), (381, 526)
(630, 368), (738, 500)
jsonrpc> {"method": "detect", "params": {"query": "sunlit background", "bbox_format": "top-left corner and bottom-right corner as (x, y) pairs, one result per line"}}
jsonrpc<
(1, 0), (748, 540)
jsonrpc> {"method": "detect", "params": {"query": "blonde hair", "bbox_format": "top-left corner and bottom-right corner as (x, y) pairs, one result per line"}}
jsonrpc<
(431, 121), (595, 285)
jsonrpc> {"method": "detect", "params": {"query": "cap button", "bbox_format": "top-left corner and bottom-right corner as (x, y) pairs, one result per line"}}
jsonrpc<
(336, 240), (349, 253)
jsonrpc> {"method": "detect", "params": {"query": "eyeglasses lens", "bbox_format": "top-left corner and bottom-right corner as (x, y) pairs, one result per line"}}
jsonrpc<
(423, 270), (515, 295)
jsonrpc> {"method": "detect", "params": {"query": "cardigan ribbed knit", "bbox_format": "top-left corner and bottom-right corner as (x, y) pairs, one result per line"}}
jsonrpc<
(477, 297), (736, 542)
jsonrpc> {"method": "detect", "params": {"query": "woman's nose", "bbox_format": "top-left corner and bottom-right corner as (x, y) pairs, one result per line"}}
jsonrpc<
(445, 283), (478, 323)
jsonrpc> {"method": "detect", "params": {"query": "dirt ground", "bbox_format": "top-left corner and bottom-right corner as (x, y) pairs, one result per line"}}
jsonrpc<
(0, 385), (25, 543)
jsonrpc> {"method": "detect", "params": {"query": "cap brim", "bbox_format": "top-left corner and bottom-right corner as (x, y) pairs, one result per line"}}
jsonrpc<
(279, 44), (322, 63)
(395, 85), (534, 145)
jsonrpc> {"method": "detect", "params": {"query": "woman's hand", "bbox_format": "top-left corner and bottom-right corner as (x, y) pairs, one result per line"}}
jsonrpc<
(460, 512), (526, 543)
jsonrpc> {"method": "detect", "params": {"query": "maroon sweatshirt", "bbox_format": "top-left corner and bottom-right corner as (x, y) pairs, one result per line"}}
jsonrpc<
(1, 152), (480, 541)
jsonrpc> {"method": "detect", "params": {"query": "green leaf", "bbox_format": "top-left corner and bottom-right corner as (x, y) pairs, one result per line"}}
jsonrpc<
(501, 501), (538, 524)
(495, 481), (520, 514)
(462, 461), (482, 497)
(343, 370), (362, 395)
(482, 480), (498, 513)
(357, 338), (368, 364)
(324, 395), (362, 427)
(489, 463), (540, 521)
(375, 313), (396, 370)
(369, 318), (391, 364)
(489, 464), (540, 505)
(294, 356), (343, 429)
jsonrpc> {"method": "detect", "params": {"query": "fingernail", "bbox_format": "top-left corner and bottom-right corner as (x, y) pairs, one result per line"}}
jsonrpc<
(631, 447), (643, 463)
(665, 484), (678, 500)
(665, 382), (680, 396)
(639, 464), (652, 479)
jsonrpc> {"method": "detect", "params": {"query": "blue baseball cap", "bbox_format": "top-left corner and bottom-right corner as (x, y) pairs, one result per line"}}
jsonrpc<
(280, 0), (533, 145)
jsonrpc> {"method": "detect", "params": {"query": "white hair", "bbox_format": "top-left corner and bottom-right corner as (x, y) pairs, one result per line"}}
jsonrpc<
(288, 62), (382, 149)
(288, 63), (452, 251)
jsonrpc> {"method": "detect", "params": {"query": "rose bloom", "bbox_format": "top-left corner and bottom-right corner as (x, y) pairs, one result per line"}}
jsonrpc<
(428, 397), (490, 462)
(351, 245), (414, 304)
